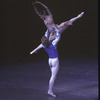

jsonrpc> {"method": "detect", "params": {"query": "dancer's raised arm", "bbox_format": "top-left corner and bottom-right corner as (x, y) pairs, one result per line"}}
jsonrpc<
(34, 1), (53, 17)
(33, 5), (41, 17)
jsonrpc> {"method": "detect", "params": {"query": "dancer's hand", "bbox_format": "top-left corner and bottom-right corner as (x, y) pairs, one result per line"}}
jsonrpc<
(34, 1), (48, 9)
(35, 1), (42, 4)
(30, 50), (37, 54)
(49, 33), (56, 41)
(30, 52), (33, 54)
(32, 0), (38, 5)
(32, 1), (35, 5)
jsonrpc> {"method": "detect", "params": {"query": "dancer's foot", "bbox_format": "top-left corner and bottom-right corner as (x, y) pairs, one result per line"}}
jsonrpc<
(77, 12), (84, 18)
(48, 91), (56, 97)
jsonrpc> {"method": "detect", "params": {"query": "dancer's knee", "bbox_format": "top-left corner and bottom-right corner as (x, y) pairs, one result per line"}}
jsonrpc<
(51, 74), (57, 81)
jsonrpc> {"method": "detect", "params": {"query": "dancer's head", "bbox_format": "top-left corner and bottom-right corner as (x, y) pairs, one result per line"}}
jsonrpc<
(39, 10), (46, 16)
(39, 10), (47, 19)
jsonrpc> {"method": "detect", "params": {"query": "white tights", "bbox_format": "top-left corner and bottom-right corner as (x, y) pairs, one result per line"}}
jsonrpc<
(48, 58), (59, 97)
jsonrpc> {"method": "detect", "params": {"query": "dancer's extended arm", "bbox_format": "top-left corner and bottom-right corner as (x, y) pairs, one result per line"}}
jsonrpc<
(32, 1), (42, 18)
(34, 1), (53, 17)
(30, 44), (43, 54)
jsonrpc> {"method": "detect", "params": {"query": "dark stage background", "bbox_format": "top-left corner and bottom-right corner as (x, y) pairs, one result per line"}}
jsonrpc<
(0, 0), (98, 64)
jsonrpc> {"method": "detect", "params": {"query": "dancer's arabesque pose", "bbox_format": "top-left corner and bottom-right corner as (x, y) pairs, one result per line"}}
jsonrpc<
(30, 1), (84, 97)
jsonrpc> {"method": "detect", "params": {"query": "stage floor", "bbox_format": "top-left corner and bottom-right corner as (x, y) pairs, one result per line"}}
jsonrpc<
(0, 57), (98, 100)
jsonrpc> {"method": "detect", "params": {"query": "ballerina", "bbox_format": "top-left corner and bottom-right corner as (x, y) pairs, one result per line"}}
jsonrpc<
(32, 1), (84, 39)
(31, 1), (84, 97)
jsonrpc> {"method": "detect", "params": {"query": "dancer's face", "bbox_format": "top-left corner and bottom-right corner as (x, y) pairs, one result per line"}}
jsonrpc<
(39, 11), (47, 19)
(40, 15), (46, 19)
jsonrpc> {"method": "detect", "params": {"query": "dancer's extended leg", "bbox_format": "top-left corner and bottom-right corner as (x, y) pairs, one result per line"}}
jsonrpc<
(69, 12), (84, 25)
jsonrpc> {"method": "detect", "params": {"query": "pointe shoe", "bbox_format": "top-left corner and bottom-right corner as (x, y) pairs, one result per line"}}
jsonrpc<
(78, 12), (84, 18)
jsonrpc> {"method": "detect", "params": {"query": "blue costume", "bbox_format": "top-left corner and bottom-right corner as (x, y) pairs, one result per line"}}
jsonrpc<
(43, 27), (61, 58)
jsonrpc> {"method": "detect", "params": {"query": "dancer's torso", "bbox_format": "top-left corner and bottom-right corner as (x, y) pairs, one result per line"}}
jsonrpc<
(43, 27), (61, 58)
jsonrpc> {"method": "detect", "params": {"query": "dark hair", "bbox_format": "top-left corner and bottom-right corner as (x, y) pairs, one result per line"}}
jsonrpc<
(43, 10), (46, 15)
(39, 10), (46, 15)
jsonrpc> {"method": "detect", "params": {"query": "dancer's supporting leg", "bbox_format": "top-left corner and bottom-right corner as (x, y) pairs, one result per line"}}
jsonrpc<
(48, 58), (59, 97)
